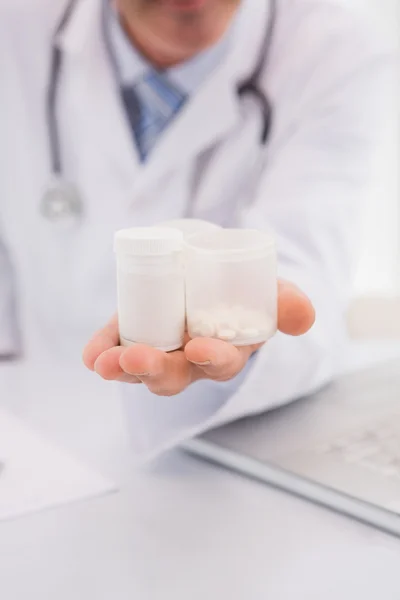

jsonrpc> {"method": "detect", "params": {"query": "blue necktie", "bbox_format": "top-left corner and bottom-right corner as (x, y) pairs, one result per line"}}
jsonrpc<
(121, 71), (187, 162)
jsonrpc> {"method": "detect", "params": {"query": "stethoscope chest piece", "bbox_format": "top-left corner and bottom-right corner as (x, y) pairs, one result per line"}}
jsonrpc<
(41, 177), (83, 222)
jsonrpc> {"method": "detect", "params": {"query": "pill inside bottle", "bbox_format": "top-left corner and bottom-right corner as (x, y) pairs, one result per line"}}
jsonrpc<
(114, 227), (186, 352)
(185, 228), (277, 346)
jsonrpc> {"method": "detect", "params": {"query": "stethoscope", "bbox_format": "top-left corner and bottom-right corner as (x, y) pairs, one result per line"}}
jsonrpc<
(41, 0), (276, 222)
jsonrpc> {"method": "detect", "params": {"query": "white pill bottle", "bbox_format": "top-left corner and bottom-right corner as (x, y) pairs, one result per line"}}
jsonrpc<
(185, 229), (277, 346)
(115, 227), (185, 351)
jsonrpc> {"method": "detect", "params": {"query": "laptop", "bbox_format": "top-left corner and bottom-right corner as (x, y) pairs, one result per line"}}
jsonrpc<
(183, 359), (400, 537)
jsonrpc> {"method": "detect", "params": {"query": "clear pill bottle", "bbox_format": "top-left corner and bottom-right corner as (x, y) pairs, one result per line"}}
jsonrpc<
(185, 229), (277, 346)
(115, 227), (185, 351)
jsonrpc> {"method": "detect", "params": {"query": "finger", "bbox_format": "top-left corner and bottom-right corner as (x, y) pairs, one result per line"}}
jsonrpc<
(94, 346), (140, 384)
(278, 280), (315, 336)
(119, 345), (194, 396)
(185, 337), (258, 382)
(83, 315), (120, 371)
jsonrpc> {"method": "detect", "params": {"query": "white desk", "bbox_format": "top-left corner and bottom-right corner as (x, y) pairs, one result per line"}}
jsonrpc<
(1, 345), (400, 600)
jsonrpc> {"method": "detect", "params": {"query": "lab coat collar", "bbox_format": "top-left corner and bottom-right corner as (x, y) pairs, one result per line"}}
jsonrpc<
(56, 0), (143, 190)
(55, 0), (271, 196)
(55, 0), (271, 73)
(54, 0), (95, 56)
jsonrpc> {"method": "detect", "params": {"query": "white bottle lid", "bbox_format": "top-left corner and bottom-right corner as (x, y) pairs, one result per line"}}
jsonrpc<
(156, 219), (221, 240)
(114, 227), (184, 256)
(186, 228), (276, 261)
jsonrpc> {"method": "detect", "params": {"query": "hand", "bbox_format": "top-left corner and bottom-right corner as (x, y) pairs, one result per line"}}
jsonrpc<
(83, 280), (315, 396)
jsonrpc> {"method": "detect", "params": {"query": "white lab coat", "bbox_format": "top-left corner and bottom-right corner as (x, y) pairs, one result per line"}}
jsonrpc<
(0, 0), (395, 457)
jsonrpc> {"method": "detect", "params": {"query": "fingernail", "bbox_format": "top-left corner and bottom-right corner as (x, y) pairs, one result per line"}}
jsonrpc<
(133, 372), (151, 377)
(190, 360), (212, 367)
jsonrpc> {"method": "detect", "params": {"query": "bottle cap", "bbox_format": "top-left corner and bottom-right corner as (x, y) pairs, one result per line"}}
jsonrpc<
(186, 228), (275, 260)
(156, 219), (221, 240)
(114, 227), (184, 256)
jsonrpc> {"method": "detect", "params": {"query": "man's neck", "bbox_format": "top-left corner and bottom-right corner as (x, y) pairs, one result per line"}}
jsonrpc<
(116, 1), (240, 69)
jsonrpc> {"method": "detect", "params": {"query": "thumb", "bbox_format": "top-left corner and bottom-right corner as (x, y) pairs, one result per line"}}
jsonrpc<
(277, 280), (315, 336)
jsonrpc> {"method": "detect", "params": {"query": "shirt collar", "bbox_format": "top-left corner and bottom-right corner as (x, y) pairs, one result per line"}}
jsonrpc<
(104, 0), (235, 95)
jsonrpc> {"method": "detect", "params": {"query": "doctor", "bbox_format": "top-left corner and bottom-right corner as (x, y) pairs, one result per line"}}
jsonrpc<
(0, 0), (394, 457)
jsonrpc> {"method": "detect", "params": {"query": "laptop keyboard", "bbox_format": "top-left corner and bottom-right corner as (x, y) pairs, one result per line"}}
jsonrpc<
(320, 420), (400, 479)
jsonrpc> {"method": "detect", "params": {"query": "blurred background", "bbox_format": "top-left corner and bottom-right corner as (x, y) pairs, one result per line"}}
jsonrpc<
(348, 0), (399, 339)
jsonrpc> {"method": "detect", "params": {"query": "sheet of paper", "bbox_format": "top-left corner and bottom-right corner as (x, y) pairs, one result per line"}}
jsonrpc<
(0, 407), (117, 522)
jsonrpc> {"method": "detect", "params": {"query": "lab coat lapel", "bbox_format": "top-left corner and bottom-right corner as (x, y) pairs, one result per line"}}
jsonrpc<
(131, 67), (241, 199)
(56, 0), (142, 193)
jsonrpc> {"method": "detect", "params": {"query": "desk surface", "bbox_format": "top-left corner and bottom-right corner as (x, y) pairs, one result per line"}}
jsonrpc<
(1, 343), (400, 600)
